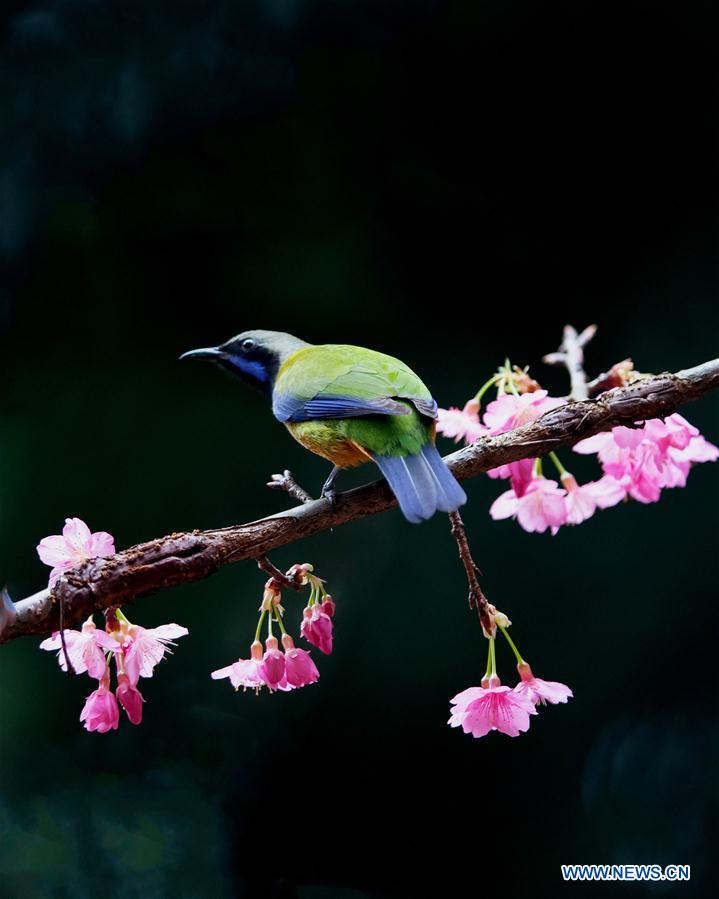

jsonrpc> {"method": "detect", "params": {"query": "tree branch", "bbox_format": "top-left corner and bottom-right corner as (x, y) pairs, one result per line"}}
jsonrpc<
(2, 356), (718, 644)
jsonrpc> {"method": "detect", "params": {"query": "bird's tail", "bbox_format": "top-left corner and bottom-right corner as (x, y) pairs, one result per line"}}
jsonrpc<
(371, 444), (467, 523)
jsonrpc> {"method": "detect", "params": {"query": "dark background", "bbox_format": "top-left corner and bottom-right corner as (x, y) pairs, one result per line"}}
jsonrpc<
(1, 1), (717, 897)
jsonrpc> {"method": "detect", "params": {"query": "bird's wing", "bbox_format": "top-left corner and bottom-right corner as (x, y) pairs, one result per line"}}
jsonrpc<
(272, 345), (438, 423)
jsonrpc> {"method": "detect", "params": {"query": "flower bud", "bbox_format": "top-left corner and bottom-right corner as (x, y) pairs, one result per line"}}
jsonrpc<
(517, 661), (534, 682)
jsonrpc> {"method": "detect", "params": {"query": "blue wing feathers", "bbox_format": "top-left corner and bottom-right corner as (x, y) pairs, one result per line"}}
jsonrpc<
(413, 398), (439, 420)
(372, 445), (466, 522)
(273, 392), (412, 422)
(273, 392), (437, 423)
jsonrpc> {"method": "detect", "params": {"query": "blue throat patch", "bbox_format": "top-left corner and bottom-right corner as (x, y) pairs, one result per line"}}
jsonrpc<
(228, 355), (269, 384)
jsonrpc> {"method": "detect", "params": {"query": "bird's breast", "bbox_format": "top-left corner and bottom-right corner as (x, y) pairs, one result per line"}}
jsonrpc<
(284, 421), (371, 468)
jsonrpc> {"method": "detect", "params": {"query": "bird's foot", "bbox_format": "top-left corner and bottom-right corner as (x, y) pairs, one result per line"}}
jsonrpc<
(267, 470), (314, 504)
(320, 466), (341, 508)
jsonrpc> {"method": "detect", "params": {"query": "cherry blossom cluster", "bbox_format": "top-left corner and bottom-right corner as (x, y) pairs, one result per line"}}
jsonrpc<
(449, 604), (572, 739)
(37, 518), (187, 733)
(438, 362), (717, 534)
(212, 563), (335, 693)
(33, 519), (336, 729)
(41, 611), (188, 732)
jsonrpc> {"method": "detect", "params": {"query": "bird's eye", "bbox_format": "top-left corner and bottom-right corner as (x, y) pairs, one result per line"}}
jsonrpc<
(241, 338), (256, 352)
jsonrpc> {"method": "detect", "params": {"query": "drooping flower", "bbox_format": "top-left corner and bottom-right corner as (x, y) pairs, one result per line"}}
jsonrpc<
(40, 616), (120, 677)
(561, 473), (627, 524)
(115, 673), (145, 724)
(80, 678), (120, 733)
(487, 458), (535, 497)
(513, 662), (573, 706)
(449, 675), (537, 738)
(212, 641), (266, 691)
(281, 634), (320, 688)
(489, 477), (567, 534)
(40, 608), (187, 732)
(122, 622), (189, 684)
(259, 636), (287, 689)
(37, 518), (116, 587)
(300, 597), (335, 655)
(437, 399), (488, 444)
(483, 390), (564, 435)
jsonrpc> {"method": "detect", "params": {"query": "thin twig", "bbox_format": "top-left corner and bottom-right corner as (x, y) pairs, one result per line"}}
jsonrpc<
(2, 355), (718, 644)
(448, 511), (492, 635)
(255, 555), (304, 592)
(543, 324), (597, 400)
(267, 470), (313, 504)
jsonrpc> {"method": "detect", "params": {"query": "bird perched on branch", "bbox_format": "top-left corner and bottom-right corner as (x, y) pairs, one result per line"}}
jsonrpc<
(180, 330), (466, 523)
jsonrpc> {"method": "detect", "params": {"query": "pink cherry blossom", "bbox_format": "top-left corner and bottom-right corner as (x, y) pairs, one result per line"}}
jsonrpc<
(123, 622), (188, 684)
(574, 414), (717, 505)
(80, 680), (120, 733)
(449, 675), (537, 738)
(281, 635), (319, 688)
(513, 662), (573, 706)
(673, 433), (719, 465)
(489, 477), (567, 534)
(300, 597), (335, 655)
(561, 473), (627, 524)
(483, 390), (564, 435)
(40, 616), (120, 677)
(212, 641), (266, 691)
(37, 518), (116, 587)
(487, 458), (535, 497)
(437, 399), (488, 444)
(259, 636), (286, 689)
(212, 658), (265, 690)
(116, 674), (144, 724)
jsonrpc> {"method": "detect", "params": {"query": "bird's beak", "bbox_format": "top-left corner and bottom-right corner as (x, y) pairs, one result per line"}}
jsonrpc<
(179, 346), (227, 362)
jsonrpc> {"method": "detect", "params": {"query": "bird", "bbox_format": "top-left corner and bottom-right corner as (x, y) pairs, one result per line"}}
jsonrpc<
(180, 330), (466, 523)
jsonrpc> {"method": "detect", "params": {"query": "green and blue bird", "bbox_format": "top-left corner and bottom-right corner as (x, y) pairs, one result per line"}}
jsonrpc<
(180, 331), (466, 522)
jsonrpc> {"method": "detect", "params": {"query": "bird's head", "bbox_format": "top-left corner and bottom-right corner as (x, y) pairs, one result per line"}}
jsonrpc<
(180, 329), (310, 392)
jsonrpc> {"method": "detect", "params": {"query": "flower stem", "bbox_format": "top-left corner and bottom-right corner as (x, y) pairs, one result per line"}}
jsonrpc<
(548, 451), (567, 477)
(498, 625), (525, 665)
(484, 639), (493, 679)
(474, 373), (501, 405)
(489, 635), (497, 677)
(533, 457), (543, 477)
(254, 610), (267, 643)
(274, 605), (287, 636)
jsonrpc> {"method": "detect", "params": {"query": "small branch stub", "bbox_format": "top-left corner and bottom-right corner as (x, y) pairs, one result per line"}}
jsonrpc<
(543, 323), (597, 401)
(267, 471), (313, 504)
(256, 555), (304, 592)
